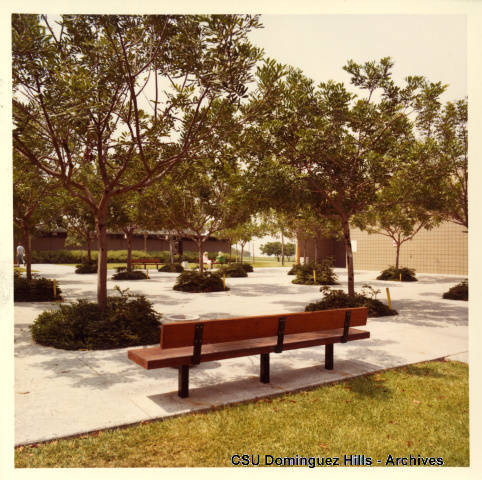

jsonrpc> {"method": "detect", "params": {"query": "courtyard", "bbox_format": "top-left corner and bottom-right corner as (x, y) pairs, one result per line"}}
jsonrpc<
(14, 264), (468, 446)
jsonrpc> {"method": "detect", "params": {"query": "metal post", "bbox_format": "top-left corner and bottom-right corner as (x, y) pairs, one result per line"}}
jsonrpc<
(178, 365), (189, 398)
(325, 344), (334, 370)
(386, 288), (392, 310)
(313, 269), (317, 284)
(260, 353), (270, 383)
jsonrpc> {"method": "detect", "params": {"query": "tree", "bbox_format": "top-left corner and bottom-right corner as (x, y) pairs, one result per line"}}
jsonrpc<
(260, 241), (283, 261)
(254, 58), (446, 296)
(13, 14), (264, 309)
(220, 217), (267, 262)
(13, 152), (60, 279)
(434, 98), (468, 229)
(353, 156), (442, 270)
(57, 193), (96, 262)
(145, 157), (251, 272)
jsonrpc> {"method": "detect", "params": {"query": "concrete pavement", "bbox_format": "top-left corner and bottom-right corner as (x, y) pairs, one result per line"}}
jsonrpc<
(14, 265), (468, 445)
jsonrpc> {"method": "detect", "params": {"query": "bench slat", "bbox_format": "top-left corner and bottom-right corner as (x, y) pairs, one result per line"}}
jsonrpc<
(160, 308), (368, 349)
(129, 327), (370, 369)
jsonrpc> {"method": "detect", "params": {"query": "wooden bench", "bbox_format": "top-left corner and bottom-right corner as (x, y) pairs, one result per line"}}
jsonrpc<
(131, 258), (162, 270)
(128, 307), (369, 398)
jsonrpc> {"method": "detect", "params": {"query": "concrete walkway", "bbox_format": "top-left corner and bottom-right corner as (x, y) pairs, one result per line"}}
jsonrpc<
(14, 265), (468, 446)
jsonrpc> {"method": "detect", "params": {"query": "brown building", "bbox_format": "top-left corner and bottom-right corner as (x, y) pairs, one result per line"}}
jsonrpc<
(301, 222), (468, 276)
(28, 231), (230, 255)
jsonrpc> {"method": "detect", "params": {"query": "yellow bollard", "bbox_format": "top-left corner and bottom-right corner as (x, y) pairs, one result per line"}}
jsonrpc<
(313, 269), (317, 284)
(386, 287), (392, 310)
(53, 279), (57, 299)
(399, 273), (402, 281)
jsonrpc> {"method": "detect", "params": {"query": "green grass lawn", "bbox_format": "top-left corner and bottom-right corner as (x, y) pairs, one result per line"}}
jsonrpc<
(15, 360), (468, 468)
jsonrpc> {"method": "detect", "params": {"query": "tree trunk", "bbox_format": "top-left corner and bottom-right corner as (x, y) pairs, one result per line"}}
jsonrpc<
(23, 224), (32, 281)
(281, 232), (285, 266)
(395, 243), (401, 270)
(314, 234), (318, 264)
(169, 234), (174, 264)
(342, 218), (355, 297)
(197, 239), (204, 273)
(95, 206), (108, 311)
(126, 230), (133, 272)
(86, 233), (92, 263)
(240, 243), (244, 263)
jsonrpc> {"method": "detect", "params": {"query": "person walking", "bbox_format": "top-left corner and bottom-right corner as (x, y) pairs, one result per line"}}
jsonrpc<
(16, 244), (25, 265)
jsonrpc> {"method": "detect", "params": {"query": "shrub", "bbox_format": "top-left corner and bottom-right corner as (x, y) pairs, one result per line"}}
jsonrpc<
(173, 271), (229, 292)
(287, 264), (304, 275)
(377, 266), (417, 282)
(30, 288), (161, 350)
(305, 285), (397, 317)
(14, 276), (62, 302)
(111, 270), (148, 280)
(158, 263), (184, 273)
(75, 261), (97, 274)
(232, 262), (253, 273)
(217, 264), (248, 278)
(292, 259), (338, 285)
(443, 279), (468, 301)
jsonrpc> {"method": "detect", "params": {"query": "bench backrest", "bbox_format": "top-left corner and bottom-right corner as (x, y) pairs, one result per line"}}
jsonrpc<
(160, 307), (368, 349)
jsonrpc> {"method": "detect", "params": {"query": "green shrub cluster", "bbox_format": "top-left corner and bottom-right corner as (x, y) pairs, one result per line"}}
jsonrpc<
(377, 266), (417, 282)
(291, 259), (338, 285)
(30, 249), (230, 264)
(75, 261), (97, 274)
(30, 289), (161, 350)
(173, 271), (229, 292)
(305, 286), (397, 317)
(217, 263), (248, 277)
(14, 276), (62, 302)
(232, 262), (253, 272)
(443, 279), (468, 301)
(158, 263), (184, 273)
(111, 270), (148, 280)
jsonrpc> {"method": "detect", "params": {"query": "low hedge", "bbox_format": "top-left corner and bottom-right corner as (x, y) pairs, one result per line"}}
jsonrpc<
(14, 276), (62, 302)
(75, 261), (97, 274)
(305, 286), (397, 317)
(111, 270), (148, 280)
(291, 259), (338, 285)
(173, 271), (229, 293)
(217, 264), (248, 278)
(158, 263), (184, 273)
(377, 266), (417, 282)
(30, 290), (161, 350)
(443, 279), (468, 301)
(30, 249), (230, 265)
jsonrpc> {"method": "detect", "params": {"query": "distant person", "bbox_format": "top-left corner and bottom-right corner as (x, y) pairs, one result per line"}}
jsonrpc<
(203, 251), (212, 269)
(16, 244), (25, 265)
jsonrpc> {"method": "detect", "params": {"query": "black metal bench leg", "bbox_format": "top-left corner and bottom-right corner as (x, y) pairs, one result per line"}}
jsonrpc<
(178, 365), (189, 398)
(260, 353), (270, 383)
(325, 344), (334, 370)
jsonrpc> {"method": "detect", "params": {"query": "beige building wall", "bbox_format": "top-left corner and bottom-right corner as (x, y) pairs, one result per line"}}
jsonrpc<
(350, 222), (468, 275)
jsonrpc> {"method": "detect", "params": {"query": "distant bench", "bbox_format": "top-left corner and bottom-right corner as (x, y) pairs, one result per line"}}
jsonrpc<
(131, 258), (162, 270)
(128, 307), (369, 398)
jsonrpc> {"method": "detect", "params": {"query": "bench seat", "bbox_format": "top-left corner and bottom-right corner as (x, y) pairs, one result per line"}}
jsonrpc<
(128, 327), (369, 369)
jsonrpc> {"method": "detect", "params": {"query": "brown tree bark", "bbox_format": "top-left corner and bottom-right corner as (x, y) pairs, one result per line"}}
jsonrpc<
(281, 232), (285, 266)
(342, 218), (355, 297)
(23, 224), (32, 281)
(86, 232), (92, 263)
(126, 229), (134, 272)
(197, 240), (204, 273)
(95, 205), (109, 310)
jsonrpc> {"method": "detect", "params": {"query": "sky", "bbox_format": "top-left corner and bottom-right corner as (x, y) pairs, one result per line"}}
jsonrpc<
(245, 14), (467, 255)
